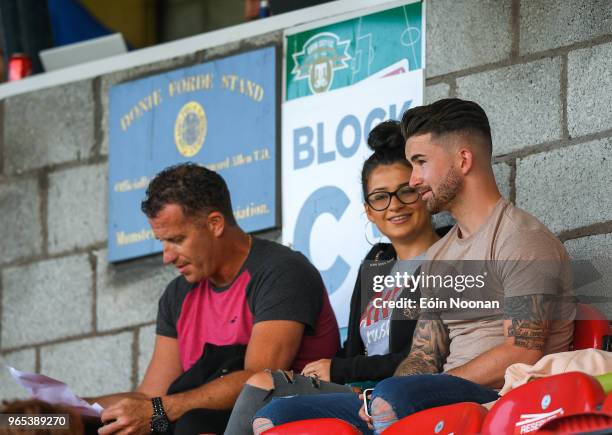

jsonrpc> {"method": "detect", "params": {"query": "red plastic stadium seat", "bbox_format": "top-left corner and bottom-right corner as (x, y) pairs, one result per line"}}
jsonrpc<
(537, 412), (612, 433)
(383, 402), (487, 435)
(261, 418), (361, 435)
(603, 391), (612, 412)
(535, 388), (612, 433)
(481, 372), (605, 435)
(573, 304), (611, 350)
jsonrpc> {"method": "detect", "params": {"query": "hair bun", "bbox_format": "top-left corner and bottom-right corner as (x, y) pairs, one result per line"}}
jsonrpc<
(367, 119), (405, 154)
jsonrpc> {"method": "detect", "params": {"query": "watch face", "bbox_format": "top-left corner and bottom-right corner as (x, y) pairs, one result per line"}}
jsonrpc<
(151, 415), (169, 433)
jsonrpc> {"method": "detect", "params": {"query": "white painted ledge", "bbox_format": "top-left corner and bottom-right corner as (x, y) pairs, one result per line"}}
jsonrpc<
(0, 0), (414, 100)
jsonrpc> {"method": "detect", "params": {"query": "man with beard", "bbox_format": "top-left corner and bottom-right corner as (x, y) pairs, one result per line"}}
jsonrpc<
(355, 98), (575, 434)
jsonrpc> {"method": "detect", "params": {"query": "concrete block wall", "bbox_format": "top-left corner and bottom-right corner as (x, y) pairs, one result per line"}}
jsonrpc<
(0, 31), (282, 401)
(1, 0), (611, 400)
(426, 0), (612, 315)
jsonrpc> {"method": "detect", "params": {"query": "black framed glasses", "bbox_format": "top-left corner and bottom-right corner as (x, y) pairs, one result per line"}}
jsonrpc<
(366, 186), (420, 211)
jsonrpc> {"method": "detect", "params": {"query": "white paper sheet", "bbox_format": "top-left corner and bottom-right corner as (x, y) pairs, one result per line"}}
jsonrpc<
(8, 366), (103, 417)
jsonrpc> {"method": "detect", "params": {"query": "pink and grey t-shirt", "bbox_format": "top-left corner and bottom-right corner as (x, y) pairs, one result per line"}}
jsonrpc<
(156, 238), (340, 372)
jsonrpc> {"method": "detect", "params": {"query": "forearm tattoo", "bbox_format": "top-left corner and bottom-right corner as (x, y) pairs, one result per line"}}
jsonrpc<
(505, 295), (552, 351)
(394, 313), (450, 376)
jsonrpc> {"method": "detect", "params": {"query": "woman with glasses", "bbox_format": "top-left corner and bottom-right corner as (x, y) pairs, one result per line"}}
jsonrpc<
(224, 120), (446, 435)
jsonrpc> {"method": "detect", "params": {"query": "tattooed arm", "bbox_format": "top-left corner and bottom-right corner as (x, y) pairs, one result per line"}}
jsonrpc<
(505, 294), (552, 351)
(394, 312), (450, 376)
(446, 295), (552, 388)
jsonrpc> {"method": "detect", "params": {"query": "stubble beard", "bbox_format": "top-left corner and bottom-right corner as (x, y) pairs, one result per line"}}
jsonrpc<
(426, 166), (463, 214)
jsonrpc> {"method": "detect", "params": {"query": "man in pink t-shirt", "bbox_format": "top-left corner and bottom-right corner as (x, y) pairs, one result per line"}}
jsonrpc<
(89, 164), (339, 434)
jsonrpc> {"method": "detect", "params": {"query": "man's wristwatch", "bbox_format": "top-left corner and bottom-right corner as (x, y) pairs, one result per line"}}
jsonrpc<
(150, 397), (170, 433)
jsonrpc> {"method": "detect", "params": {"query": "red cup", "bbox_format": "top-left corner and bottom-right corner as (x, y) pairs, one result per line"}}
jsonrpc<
(8, 53), (33, 81)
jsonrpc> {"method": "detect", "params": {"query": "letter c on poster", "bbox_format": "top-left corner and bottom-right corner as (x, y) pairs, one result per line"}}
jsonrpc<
(293, 186), (350, 294)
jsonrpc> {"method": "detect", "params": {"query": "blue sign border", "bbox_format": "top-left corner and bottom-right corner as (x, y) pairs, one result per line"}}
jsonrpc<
(108, 46), (277, 262)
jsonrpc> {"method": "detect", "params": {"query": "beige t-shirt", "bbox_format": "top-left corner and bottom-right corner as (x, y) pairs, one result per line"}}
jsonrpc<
(423, 199), (575, 371)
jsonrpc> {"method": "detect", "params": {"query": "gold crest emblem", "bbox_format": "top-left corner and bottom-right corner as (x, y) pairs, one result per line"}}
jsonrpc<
(291, 32), (352, 95)
(175, 101), (207, 157)
(309, 57), (334, 94)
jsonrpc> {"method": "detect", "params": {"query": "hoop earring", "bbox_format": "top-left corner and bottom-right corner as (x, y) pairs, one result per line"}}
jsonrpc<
(364, 220), (382, 246)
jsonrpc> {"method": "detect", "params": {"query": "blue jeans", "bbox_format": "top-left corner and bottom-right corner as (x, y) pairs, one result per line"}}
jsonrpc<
(253, 392), (370, 433)
(253, 374), (499, 435)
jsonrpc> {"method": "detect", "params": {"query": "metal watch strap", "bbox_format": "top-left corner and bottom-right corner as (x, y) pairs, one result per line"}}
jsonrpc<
(152, 397), (165, 416)
(150, 397), (169, 433)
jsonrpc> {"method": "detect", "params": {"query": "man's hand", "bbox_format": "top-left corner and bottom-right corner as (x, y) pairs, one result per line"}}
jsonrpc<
(358, 394), (374, 431)
(95, 319), (308, 429)
(301, 359), (332, 382)
(98, 396), (152, 435)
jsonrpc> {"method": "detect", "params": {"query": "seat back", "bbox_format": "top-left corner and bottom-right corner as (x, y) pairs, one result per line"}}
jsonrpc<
(573, 304), (611, 350)
(383, 402), (487, 435)
(261, 418), (361, 435)
(481, 372), (605, 435)
(602, 390), (612, 412)
(538, 412), (612, 433)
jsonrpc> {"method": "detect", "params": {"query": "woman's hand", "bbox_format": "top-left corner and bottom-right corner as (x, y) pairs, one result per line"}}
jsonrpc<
(301, 359), (332, 382)
(358, 393), (374, 430)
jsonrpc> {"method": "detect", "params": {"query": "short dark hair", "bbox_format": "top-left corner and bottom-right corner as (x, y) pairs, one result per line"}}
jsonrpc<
(400, 98), (492, 155)
(361, 120), (412, 199)
(141, 163), (237, 225)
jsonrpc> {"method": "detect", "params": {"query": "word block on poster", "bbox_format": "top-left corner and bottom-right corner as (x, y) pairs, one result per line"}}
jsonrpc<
(282, 70), (423, 328)
(108, 46), (276, 262)
(286, 1), (423, 100)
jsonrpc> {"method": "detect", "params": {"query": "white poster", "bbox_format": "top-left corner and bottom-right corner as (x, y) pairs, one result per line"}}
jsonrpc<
(282, 70), (423, 327)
